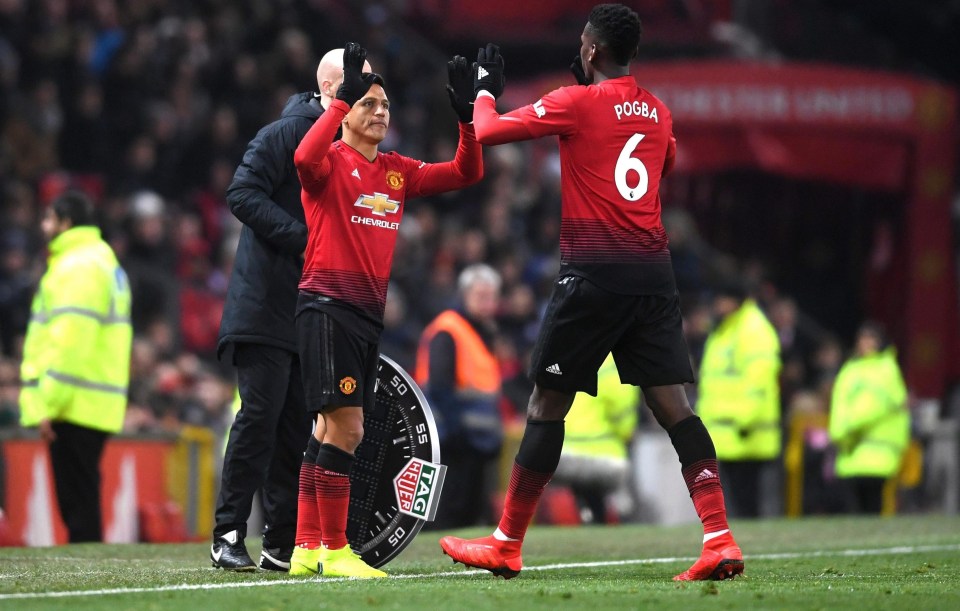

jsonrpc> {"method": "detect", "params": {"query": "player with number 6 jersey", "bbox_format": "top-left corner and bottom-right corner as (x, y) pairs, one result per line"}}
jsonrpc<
(440, 3), (744, 584)
(472, 58), (677, 296)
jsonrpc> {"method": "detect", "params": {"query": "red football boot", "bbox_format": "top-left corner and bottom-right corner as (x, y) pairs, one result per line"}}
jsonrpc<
(440, 535), (523, 579)
(673, 532), (744, 581)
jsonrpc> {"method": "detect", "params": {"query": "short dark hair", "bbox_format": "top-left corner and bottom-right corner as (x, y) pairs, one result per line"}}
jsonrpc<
(587, 3), (642, 66)
(857, 320), (889, 349)
(713, 277), (749, 301)
(50, 191), (97, 227)
(364, 72), (386, 88)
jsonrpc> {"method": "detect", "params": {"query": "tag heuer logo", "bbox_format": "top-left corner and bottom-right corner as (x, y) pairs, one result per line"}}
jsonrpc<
(393, 458), (447, 521)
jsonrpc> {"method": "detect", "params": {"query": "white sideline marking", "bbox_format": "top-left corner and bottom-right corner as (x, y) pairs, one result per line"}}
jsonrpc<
(1, 543), (958, 601)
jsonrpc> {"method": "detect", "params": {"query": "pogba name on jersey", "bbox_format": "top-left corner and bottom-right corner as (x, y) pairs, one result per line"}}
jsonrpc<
(614, 99), (658, 123)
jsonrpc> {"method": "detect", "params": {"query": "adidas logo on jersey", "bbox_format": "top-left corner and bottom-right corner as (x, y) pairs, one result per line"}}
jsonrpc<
(694, 468), (717, 483)
(477, 66), (489, 79)
(351, 168), (360, 180)
(546, 363), (562, 375)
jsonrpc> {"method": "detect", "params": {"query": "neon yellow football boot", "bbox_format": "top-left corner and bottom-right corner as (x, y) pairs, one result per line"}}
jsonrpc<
(318, 545), (387, 579)
(288, 545), (323, 576)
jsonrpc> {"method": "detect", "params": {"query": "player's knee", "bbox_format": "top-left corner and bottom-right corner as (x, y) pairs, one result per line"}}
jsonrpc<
(325, 409), (365, 452)
(340, 423), (364, 452)
(527, 385), (574, 420)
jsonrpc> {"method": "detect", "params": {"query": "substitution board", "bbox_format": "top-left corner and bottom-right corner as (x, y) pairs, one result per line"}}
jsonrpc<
(346, 354), (446, 568)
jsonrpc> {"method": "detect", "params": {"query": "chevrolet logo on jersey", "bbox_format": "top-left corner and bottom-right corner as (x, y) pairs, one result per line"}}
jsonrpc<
(352, 192), (401, 230)
(354, 192), (400, 216)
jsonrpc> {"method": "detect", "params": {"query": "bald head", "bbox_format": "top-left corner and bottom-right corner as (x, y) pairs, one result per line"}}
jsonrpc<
(316, 48), (373, 109)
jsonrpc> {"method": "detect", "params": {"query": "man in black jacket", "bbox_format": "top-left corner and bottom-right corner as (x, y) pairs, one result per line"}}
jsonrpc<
(211, 49), (372, 572)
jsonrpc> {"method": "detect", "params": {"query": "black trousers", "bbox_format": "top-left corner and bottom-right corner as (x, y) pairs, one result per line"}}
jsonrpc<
(215, 343), (311, 548)
(844, 476), (886, 514)
(718, 459), (772, 519)
(49, 421), (108, 543)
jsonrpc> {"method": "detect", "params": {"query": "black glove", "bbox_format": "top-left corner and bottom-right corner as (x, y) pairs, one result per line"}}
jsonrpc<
(336, 42), (372, 107)
(446, 55), (474, 123)
(474, 43), (505, 98)
(570, 55), (591, 86)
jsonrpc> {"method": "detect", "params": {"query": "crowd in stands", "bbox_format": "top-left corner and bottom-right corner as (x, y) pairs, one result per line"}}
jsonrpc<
(0, 2), (911, 516)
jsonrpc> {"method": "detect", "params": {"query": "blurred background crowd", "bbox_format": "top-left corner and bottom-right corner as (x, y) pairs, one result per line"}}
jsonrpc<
(1, 0), (958, 521)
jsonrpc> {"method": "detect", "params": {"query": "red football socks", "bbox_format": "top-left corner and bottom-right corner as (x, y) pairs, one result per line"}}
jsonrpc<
(497, 462), (553, 541)
(295, 461), (321, 548)
(682, 458), (730, 534)
(315, 468), (351, 550)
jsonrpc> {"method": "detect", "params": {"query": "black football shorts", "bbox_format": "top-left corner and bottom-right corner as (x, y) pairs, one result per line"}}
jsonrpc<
(296, 302), (380, 413)
(529, 275), (694, 396)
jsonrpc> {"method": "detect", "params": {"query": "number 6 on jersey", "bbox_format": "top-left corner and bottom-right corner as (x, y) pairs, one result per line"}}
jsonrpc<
(615, 132), (649, 201)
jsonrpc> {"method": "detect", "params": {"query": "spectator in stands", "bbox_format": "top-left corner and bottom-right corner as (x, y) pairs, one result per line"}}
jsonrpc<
(829, 322), (910, 514)
(18, 191), (132, 543)
(416, 264), (505, 529)
(697, 280), (781, 518)
(0, 357), (19, 427)
(0, 229), (34, 357)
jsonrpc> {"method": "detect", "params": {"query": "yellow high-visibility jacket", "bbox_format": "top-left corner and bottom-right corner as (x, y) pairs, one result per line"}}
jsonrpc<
(697, 299), (781, 461)
(20, 226), (132, 433)
(564, 354), (639, 460)
(829, 347), (909, 479)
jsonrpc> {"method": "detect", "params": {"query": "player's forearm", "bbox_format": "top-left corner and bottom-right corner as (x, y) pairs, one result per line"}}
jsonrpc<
(472, 93), (535, 145)
(449, 123), (483, 185)
(414, 124), (484, 196)
(294, 99), (348, 182)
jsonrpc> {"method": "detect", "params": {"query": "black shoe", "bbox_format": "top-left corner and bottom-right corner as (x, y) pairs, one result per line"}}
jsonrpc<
(211, 530), (256, 571)
(259, 546), (292, 572)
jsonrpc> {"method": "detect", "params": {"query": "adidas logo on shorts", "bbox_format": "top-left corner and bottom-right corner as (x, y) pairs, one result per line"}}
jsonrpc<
(546, 363), (562, 375)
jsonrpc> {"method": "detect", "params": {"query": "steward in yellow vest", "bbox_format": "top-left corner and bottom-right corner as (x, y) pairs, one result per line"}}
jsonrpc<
(829, 322), (909, 513)
(697, 284), (781, 517)
(19, 192), (132, 541)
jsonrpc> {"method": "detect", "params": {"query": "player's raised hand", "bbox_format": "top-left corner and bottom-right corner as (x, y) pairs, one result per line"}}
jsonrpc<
(336, 42), (372, 107)
(474, 43), (505, 98)
(446, 55), (475, 123)
(570, 55), (591, 86)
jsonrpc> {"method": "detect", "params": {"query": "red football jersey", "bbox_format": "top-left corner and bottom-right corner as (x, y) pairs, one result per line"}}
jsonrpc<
(474, 77), (677, 294)
(295, 99), (482, 320)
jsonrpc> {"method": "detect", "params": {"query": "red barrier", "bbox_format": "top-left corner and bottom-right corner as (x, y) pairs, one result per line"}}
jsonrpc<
(2, 437), (176, 545)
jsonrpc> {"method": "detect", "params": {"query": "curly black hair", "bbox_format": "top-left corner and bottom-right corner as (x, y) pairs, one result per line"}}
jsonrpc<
(587, 3), (642, 66)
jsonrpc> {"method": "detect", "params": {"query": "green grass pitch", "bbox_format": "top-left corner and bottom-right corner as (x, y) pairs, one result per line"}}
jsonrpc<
(1, 514), (958, 610)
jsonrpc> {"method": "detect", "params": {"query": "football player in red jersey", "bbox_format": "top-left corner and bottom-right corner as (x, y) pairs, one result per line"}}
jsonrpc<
(439, 3), (743, 582)
(288, 43), (483, 578)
